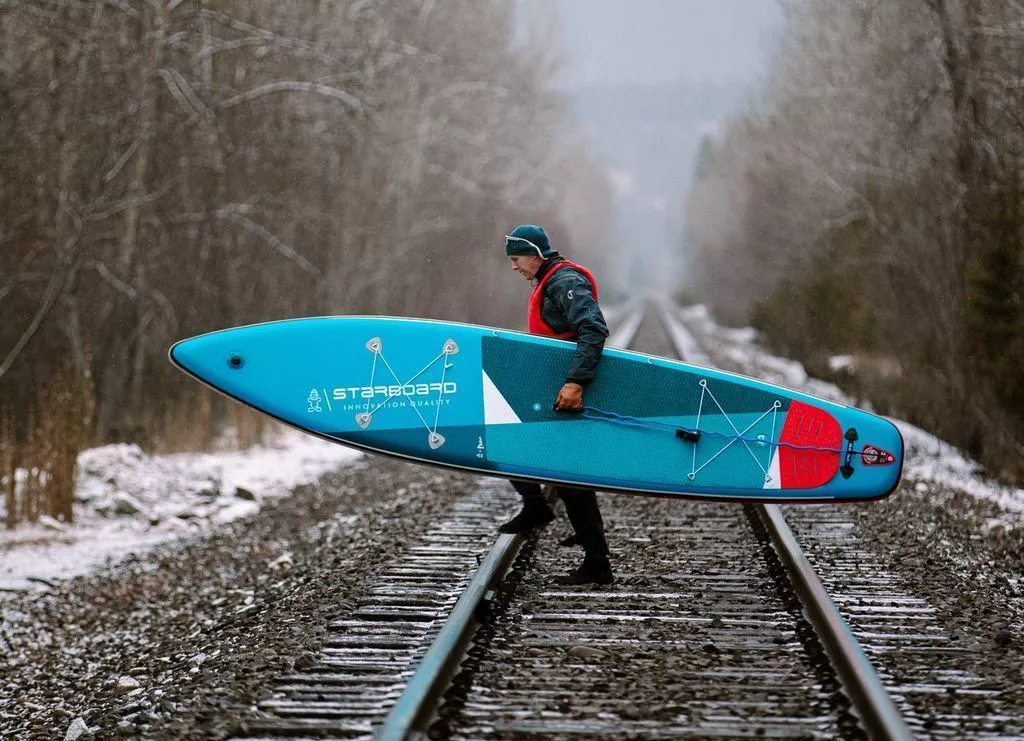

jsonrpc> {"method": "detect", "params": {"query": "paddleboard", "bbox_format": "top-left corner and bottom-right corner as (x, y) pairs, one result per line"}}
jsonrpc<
(169, 316), (903, 502)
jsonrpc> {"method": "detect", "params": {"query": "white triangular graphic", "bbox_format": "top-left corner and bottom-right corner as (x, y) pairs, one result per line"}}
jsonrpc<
(763, 449), (781, 489)
(482, 370), (521, 425)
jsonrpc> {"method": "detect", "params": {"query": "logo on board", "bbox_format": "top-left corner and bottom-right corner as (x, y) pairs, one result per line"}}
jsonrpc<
(861, 445), (895, 466)
(332, 382), (457, 401)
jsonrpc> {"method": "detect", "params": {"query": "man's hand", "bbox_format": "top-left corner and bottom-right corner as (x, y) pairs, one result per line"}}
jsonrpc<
(554, 382), (584, 412)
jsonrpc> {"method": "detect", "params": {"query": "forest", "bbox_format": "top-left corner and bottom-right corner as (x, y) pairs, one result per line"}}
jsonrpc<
(0, 0), (614, 526)
(687, 0), (1024, 483)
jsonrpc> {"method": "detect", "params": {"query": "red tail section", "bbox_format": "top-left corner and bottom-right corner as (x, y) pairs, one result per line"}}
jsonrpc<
(778, 400), (842, 489)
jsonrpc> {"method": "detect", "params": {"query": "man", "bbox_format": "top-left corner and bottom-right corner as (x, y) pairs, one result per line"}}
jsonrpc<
(500, 224), (614, 586)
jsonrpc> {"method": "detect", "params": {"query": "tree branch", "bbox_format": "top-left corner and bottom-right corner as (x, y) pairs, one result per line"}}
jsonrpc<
(155, 66), (214, 122)
(216, 81), (364, 112)
(0, 233), (82, 381)
(213, 206), (326, 285)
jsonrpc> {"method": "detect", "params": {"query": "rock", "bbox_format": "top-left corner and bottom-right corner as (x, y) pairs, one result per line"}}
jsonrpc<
(268, 552), (293, 571)
(566, 645), (609, 661)
(39, 515), (67, 532)
(212, 500), (259, 525)
(113, 493), (144, 516)
(64, 717), (89, 740)
(234, 486), (257, 501)
(197, 483), (220, 499)
(115, 676), (141, 694)
(25, 576), (57, 590)
(93, 498), (114, 517)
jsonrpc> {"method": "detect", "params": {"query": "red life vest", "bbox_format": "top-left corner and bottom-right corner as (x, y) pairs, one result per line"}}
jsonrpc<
(527, 260), (600, 339)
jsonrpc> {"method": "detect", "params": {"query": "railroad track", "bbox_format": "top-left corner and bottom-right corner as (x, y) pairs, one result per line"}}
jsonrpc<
(232, 302), (1020, 740)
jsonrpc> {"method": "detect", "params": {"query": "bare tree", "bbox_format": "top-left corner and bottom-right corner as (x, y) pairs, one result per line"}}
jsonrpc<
(0, 0), (614, 525)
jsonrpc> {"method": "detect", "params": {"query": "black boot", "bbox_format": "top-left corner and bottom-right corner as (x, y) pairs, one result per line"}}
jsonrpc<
(554, 554), (614, 586)
(498, 503), (555, 534)
(555, 487), (609, 554)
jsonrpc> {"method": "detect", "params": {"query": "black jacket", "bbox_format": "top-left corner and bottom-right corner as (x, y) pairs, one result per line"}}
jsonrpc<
(533, 258), (609, 386)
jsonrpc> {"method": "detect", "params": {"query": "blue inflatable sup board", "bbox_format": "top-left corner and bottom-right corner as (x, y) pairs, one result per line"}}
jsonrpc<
(169, 316), (903, 502)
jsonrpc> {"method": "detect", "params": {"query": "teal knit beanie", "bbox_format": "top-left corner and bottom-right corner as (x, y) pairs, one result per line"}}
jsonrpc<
(504, 224), (558, 258)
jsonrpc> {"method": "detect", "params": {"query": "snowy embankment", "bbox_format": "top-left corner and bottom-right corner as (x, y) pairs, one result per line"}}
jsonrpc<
(677, 304), (1024, 524)
(0, 427), (361, 593)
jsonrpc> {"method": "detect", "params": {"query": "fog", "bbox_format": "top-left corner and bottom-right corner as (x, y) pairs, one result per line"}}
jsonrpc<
(552, 0), (782, 87)
(544, 0), (783, 290)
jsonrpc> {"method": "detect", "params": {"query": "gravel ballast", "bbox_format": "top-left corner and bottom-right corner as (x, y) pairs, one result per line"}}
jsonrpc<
(0, 458), (484, 739)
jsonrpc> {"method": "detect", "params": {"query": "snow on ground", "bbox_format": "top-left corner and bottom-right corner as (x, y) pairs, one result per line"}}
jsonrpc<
(0, 426), (362, 594)
(677, 303), (1024, 523)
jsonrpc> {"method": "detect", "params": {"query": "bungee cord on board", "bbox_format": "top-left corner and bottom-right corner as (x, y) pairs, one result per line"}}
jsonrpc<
(355, 337), (458, 449)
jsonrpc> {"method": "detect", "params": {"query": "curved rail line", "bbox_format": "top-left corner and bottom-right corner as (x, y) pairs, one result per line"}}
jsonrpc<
(670, 305), (1023, 739)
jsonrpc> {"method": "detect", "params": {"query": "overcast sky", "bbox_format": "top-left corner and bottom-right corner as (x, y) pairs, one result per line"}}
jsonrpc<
(549, 0), (783, 88)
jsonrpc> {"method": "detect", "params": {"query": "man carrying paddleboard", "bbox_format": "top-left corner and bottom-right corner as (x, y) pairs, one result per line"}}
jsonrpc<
(501, 224), (614, 586)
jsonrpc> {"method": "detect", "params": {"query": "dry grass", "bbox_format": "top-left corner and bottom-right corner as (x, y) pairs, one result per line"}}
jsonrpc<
(150, 388), (271, 454)
(0, 373), (85, 528)
(2, 415), (17, 530)
(150, 386), (216, 454)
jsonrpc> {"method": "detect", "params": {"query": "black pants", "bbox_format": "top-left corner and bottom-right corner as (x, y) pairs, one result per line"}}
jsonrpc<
(511, 480), (609, 558)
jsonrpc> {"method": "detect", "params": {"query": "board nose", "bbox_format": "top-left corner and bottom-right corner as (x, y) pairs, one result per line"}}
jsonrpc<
(169, 333), (248, 388)
(169, 336), (201, 375)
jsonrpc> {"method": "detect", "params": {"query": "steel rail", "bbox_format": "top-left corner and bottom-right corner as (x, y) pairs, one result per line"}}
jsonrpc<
(374, 530), (524, 741)
(605, 298), (646, 349)
(374, 303), (647, 741)
(755, 504), (913, 741)
(656, 301), (913, 741)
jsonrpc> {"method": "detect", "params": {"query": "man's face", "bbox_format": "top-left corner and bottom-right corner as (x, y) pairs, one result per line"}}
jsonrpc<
(510, 255), (543, 281)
